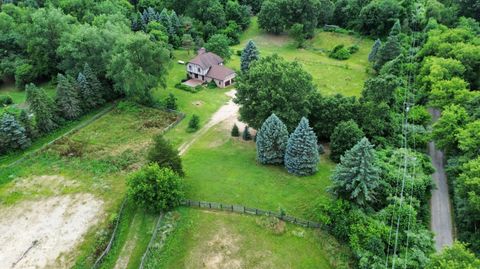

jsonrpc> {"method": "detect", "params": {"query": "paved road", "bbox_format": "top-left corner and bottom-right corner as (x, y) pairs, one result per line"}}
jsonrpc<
(428, 108), (454, 251)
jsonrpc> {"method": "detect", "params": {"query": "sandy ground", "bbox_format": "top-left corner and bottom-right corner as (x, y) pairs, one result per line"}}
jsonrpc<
(179, 89), (242, 156)
(0, 193), (103, 269)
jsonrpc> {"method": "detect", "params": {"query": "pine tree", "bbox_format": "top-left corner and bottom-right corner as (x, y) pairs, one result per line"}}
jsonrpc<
(26, 83), (58, 133)
(0, 113), (31, 153)
(368, 39), (381, 62)
(330, 137), (380, 206)
(374, 35), (401, 70)
(256, 114), (289, 165)
(159, 8), (174, 36)
(240, 40), (260, 72)
(242, 125), (252, 140)
(390, 19), (401, 36)
(187, 114), (200, 132)
(284, 117), (319, 176)
(170, 10), (181, 35)
(330, 120), (364, 163)
(231, 124), (240, 137)
(83, 63), (105, 102)
(56, 74), (82, 120)
(77, 72), (103, 110)
(19, 109), (36, 139)
(147, 134), (184, 176)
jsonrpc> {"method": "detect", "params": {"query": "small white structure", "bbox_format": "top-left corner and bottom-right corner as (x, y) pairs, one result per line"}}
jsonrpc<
(186, 48), (236, 88)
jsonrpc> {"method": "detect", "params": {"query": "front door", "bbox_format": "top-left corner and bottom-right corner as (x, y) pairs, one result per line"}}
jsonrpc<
(195, 74), (198, 79)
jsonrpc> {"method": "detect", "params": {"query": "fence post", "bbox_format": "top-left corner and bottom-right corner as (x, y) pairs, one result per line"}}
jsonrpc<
(255, 208), (258, 215)
(220, 203), (223, 209)
(231, 205), (233, 212)
(209, 202), (211, 209)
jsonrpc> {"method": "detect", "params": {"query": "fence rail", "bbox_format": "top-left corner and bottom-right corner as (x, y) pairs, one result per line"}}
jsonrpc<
(181, 200), (322, 229)
(138, 213), (164, 269)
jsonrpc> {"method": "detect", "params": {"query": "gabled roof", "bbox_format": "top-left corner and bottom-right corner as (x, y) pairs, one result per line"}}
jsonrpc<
(188, 52), (223, 69)
(207, 65), (235, 80)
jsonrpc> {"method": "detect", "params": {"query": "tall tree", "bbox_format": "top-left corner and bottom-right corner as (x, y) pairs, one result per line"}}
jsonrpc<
(432, 104), (469, 154)
(284, 117), (319, 176)
(330, 120), (364, 163)
(235, 54), (316, 130)
(368, 39), (382, 62)
(0, 113), (31, 153)
(147, 134), (184, 176)
(205, 34), (232, 61)
(56, 73), (82, 120)
(331, 137), (380, 206)
(240, 40), (259, 72)
(25, 83), (58, 133)
(256, 114), (289, 165)
(258, 0), (285, 34)
(77, 72), (101, 111)
(374, 35), (401, 70)
(427, 242), (480, 268)
(83, 63), (105, 101)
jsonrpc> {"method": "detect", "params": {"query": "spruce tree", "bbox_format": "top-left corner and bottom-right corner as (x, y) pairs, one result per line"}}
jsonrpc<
(284, 117), (319, 176)
(368, 39), (381, 62)
(147, 134), (184, 176)
(330, 137), (380, 206)
(56, 74), (82, 120)
(256, 114), (289, 165)
(77, 72), (103, 110)
(390, 19), (401, 36)
(231, 124), (240, 137)
(242, 125), (252, 140)
(83, 63), (105, 102)
(19, 109), (36, 139)
(159, 8), (174, 36)
(330, 120), (365, 163)
(170, 10), (181, 35)
(26, 83), (58, 133)
(240, 40), (260, 72)
(375, 35), (401, 70)
(0, 113), (31, 153)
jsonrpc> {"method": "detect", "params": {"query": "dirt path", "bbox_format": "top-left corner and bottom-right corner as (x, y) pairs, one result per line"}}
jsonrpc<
(178, 89), (240, 156)
(428, 108), (454, 251)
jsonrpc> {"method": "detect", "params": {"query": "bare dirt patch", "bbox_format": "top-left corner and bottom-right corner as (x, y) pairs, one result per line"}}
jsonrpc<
(192, 100), (204, 107)
(0, 194), (104, 269)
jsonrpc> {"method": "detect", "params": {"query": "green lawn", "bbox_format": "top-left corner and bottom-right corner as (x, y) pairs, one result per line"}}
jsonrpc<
(145, 207), (350, 269)
(0, 81), (56, 114)
(230, 17), (373, 97)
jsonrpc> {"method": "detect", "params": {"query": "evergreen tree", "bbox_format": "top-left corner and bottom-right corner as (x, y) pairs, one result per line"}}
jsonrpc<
(330, 137), (380, 206)
(159, 8), (174, 36)
(256, 114), (289, 165)
(170, 10), (181, 35)
(330, 120), (364, 163)
(390, 19), (401, 36)
(375, 35), (401, 70)
(240, 40), (260, 72)
(242, 125), (252, 140)
(83, 63), (105, 102)
(165, 93), (177, 110)
(77, 72), (103, 110)
(147, 134), (184, 176)
(0, 113), (31, 153)
(284, 117), (319, 176)
(187, 114), (200, 132)
(19, 109), (36, 139)
(231, 124), (240, 137)
(26, 83), (58, 133)
(368, 39), (382, 62)
(56, 73), (82, 120)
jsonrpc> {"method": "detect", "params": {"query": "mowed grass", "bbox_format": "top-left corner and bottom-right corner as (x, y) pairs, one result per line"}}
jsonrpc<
(148, 207), (349, 269)
(182, 123), (334, 219)
(0, 81), (56, 114)
(230, 17), (373, 96)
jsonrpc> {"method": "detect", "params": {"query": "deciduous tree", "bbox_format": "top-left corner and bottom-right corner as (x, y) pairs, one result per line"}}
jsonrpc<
(330, 120), (364, 163)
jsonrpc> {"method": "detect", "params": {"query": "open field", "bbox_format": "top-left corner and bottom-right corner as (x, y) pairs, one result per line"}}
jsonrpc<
(143, 207), (350, 269)
(230, 17), (373, 97)
(0, 103), (177, 268)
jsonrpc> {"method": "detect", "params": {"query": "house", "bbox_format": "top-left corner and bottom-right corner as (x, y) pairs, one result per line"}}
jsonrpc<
(186, 48), (236, 88)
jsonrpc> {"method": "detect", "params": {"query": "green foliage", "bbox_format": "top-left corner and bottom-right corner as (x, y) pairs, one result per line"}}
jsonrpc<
(258, 0), (286, 34)
(231, 123), (240, 137)
(457, 120), (480, 157)
(408, 106), (432, 126)
(174, 83), (202, 93)
(55, 73), (82, 120)
(331, 137), (379, 206)
(127, 164), (184, 212)
(368, 39), (381, 62)
(25, 83), (58, 133)
(284, 117), (319, 176)
(361, 74), (402, 107)
(205, 34), (232, 61)
(330, 120), (364, 163)
(0, 95), (13, 106)
(256, 114), (289, 165)
(235, 54), (316, 130)
(374, 35), (401, 70)
(427, 242), (480, 269)
(242, 125), (252, 140)
(358, 0), (404, 36)
(147, 134), (184, 176)
(289, 23), (305, 48)
(187, 114), (200, 132)
(432, 104), (469, 154)
(329, 44), (351, 60)
(240, 40), (259, 72)
(0, 113), (31, 154)
(225, 0), (251, 30)
(164, 93), (177, 110)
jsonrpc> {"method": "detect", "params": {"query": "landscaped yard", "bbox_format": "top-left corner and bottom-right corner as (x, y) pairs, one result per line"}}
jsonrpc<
(143, 207), (350, 269)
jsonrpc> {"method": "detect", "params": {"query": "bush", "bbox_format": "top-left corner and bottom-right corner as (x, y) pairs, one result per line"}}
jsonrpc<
(329, 44), (351, 60)
(147, 134), (184, 176)
(187, 114), (200, 132)
(175, 83), (202, 93)
(127, 164), (184, 212)
(231, 124), (240, 137)
(207, 81), (217, 89)
(236, 50), (242, 56)
(242, 125), (252, 140)
(348, 44), (359, 54)
(52, 137), (85, 158)
(0, 95), (13, 106)
(164, 93), (177, 110)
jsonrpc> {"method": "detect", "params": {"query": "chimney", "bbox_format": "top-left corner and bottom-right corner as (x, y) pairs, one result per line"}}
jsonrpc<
(197, 47), (206, 55)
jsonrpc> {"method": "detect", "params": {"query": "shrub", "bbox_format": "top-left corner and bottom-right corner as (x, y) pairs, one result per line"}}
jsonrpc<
(187, 114), (200, 132)
(242, 125), (252, 140)
(147, 134), (184, 176)
(329, 44), (351, 60)
(231, 124), (240, 137)
(236, 50), (242, 56)
(0, 95), (13, 106)
(348, 44), (359, 54)
(52, 137), (85, 157)
(165, 93), (177, 110)
(175, 83), (202, 93)
(127, 164), (184, 212)
(207, 81), (217, 89)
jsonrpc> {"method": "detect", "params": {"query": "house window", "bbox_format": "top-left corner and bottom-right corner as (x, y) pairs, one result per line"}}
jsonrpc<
(197, 67), (201, 72)
(188, 65), (191, 71)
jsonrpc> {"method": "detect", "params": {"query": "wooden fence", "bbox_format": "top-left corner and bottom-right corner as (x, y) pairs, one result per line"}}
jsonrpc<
(138, 213), (164, 269)
(181, 200), (322, 229)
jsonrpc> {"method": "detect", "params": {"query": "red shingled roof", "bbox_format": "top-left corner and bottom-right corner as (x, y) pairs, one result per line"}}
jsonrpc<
(206, 65), (235, 80)
(188, 52), (223, 69)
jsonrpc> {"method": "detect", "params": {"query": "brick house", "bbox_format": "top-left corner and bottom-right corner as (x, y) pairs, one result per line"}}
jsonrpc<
(186, 48), (236, 88)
